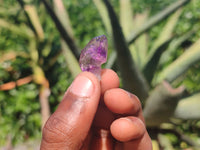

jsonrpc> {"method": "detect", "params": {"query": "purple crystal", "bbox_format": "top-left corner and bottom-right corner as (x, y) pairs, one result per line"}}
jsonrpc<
(79, 35), (108, 79)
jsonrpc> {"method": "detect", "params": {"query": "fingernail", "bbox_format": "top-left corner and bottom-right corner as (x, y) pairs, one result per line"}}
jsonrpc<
(69, 76), (94, 97)
(125, 117), (137, 123)
(126, 91), (138, 102)
(126, 91), (134, 99)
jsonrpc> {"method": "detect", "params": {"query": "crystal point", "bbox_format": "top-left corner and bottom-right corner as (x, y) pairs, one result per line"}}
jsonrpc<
(79, 35), (108, 79)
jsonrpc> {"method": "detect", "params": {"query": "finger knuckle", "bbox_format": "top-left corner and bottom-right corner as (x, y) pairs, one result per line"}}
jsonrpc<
(42, 116), (73, 143)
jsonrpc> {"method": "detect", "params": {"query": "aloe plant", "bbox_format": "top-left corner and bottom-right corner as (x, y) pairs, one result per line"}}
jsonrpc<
(94, 0), (200, 148)
(1, 0), (200, 149)
(42, 0), (200, 148)
(95, 0), (200, 119)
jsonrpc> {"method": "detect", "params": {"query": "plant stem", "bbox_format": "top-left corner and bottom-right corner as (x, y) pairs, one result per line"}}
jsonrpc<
(41, 0), (80, 59)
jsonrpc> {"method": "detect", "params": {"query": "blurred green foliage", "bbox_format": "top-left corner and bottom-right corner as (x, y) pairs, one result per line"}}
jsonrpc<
(0, 84), (40, 144)
(0, 0), (200, 149)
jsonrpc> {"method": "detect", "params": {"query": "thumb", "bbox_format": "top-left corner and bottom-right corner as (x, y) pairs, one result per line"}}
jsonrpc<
(40, 72), (101, 150)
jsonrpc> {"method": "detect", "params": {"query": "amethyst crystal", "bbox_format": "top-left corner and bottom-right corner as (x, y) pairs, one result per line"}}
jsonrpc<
(79, 35), (108, 79)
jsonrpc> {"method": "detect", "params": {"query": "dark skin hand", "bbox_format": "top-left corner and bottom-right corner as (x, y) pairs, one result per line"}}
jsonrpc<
(40, 69), (152, 150)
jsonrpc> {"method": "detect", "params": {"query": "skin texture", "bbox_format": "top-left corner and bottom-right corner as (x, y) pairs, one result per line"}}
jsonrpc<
(40, 69), (152, 150)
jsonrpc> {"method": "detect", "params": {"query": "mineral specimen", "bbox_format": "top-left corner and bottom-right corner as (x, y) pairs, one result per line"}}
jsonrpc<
(79, 35), (108, 79)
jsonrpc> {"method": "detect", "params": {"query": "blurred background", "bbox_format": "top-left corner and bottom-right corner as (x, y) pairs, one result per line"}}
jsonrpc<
(0, 0), (200, 149)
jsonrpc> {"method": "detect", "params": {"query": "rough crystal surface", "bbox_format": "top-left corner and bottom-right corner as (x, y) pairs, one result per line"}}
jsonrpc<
(79, 35), (108, 79)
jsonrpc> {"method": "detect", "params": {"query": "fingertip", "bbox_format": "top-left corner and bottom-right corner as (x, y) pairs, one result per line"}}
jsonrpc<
(110, 117), (145, 142)
(101, 69), (120, 94)
(104, 88), (141, 116)
(78, 71), (101, 93)
(104, 88), (134, 114)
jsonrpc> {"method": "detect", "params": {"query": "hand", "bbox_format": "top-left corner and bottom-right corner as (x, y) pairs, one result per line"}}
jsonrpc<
(40, 69), (152, 150)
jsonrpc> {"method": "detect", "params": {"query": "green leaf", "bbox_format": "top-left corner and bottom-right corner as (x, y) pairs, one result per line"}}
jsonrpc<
(155, 38), (200, 84)
(159, 27), (198, 66)
(93, 0), (111, 35)
(127, 0), (190, 45)
(61, 40), (81, 78)
(143, 38), (172, 84)
(148, 8), (183, 61)
(174, 93), (200, 119)
(144, 8), (183, 69)
(103, 0), (149, 101)
(120, 0), (134, 37)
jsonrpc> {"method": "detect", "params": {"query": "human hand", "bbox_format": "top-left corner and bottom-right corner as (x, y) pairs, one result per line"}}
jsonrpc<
(40, 69), (152, 150)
